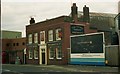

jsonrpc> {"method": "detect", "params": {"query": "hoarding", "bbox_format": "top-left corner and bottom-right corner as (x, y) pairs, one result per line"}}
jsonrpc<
(70, 32), (105, 65)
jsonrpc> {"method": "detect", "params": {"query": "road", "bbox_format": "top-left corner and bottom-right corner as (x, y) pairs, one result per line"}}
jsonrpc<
(1, 64), (119, 74)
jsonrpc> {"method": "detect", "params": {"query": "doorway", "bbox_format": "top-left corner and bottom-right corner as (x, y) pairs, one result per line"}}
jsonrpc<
(41, 49), (45, 64)
(42, 53), (45, 64)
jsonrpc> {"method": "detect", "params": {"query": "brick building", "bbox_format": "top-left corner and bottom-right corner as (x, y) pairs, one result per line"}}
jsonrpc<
(1, 30), (22, 39)
(26, 3), (97, 65)
(2, 30), (26, 64)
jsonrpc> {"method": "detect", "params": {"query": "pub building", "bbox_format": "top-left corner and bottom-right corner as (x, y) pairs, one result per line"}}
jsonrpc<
(26, 3), (98, 65)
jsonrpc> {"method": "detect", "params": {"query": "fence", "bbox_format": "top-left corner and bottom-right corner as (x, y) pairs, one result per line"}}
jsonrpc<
(105, 45), (119, 66)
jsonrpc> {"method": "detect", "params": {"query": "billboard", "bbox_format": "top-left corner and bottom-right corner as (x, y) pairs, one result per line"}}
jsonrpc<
(70, 32), (105, 65)
(71, 33), (103, 53)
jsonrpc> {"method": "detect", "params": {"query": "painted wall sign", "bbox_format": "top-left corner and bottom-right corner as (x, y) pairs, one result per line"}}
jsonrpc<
(71, 25), (84, 34)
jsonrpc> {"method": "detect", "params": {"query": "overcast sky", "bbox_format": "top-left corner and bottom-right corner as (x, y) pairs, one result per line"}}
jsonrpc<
(1, 0), (119, 37)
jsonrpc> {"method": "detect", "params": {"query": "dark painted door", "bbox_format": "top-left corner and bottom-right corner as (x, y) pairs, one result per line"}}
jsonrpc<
(42, 53), (45, 64)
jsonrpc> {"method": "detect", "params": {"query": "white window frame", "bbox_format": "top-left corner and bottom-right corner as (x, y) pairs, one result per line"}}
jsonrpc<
(28, 34), (32, 44)
(48, 30), (53, 41)
(49, 47), (54, 59)
(56, 28), (62, 40)
(34, 33), (38, 43)
(29, 49), (33, 59)
(40, 31), (45, 44)
(56, 47), (62, 59)
(34, 48), (38, 59)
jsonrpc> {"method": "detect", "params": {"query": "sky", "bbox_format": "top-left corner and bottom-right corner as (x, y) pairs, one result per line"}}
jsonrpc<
(1, 0), (120, 37)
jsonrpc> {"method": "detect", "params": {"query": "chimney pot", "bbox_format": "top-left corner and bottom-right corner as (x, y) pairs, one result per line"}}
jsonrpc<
(83, 5), (90, 23)
(30, 17), (35, 24)
(71, 3), (78, 22)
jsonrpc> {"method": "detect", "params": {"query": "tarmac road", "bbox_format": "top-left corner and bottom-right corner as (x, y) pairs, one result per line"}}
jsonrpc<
(1, 64), (119, 74)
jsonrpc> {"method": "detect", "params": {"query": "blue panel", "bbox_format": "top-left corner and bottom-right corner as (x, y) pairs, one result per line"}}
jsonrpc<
(70, 58), (105, 62)
(69, 58), (105, 65)
(69, 62), (105, 66)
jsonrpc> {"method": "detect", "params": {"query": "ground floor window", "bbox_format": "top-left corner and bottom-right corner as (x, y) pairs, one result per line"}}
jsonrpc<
(49, 47), (54, 59)
(29, 49), (33, 59)
(34, 47), (38, 59)
(56, 47), (62, 59)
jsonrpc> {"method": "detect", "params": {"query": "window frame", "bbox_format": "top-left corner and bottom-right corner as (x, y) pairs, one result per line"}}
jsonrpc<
(34, 47), (38, 59)
(34, 33), (38, 43)
(48, 30), (53, 41)
(22, 42), (25, 45)
(16, 43), (19, 46)
(56, 47), (62, 59)
(49, 47), (54, 59)
(13, 43), (15, 46)
(40, 31), (45, 44)
(28, 34), (32, 44)
(29, 49), (33, 59)
(55, 28), (62, 41)
(6, 43), (10, 46)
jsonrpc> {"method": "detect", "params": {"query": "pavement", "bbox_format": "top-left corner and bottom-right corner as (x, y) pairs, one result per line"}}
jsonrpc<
(1, 64), (119, 74)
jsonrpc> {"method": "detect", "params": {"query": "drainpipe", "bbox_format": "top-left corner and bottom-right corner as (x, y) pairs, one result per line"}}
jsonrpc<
(67, 48), (70, 64)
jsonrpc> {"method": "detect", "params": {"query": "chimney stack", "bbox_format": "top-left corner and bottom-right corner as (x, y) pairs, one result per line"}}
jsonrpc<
(71, 3), (78, 22)
(83, 5), (90, 23)
(30, 17), (35, 24)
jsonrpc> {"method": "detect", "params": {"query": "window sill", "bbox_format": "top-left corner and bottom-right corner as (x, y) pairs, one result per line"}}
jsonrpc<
(28, 43), (32, 44)
(56, 39), (61, 41)
(28, 58), (32, 60)
(49, 40), (53, 42)
(49, 58), (54, 60)
(34, 58), (38, 59)
(34, 42), (38, 44)
(56, 58), (62, 59)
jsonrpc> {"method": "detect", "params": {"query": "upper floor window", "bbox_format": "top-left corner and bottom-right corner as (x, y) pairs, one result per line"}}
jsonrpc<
(48, 30), (53, 41)
(16, 43), (19, 46)
(40, 31), (45, 44)
(6, 43), (10, 46)
(34, 33), (38, 43)
(56, 28), (62, 40)
(6, 43), (12, 46)
(13, 43), (15, 46)
(22, 42), (25, 45)
(28, 34), (32, 44)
